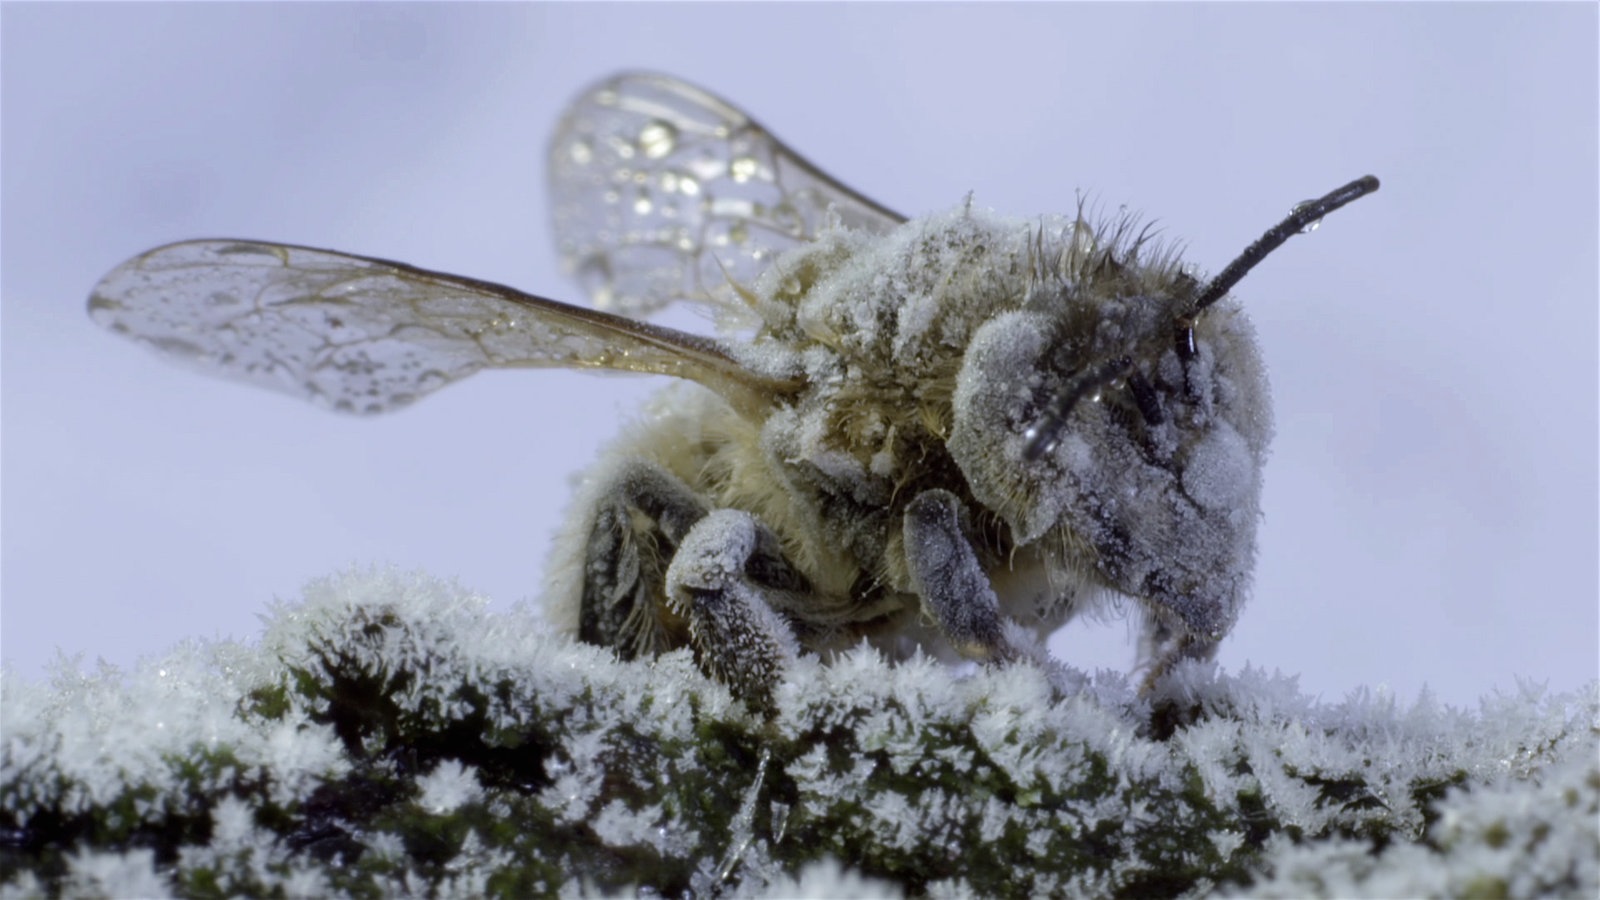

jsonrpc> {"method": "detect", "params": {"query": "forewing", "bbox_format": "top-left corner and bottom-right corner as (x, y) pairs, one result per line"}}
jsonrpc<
(89, 240), (777, 415)
(548, 71), (907, 316)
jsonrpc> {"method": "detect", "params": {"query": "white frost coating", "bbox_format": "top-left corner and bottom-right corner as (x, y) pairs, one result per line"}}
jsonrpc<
(751, 858), (902, 899)
(0, 641), (274, 821)
(207, 796), (259, 850)
(592, 800), (696, 856)
(5, 571), (1595, 898)
(364, 830), (408, 863)
(664, 508), (759, 591)
(1182, 422), (1255, 513)
(1245, 747), (1599, 898)
(539, 727), (611, 826)
(415, 760), (482, 815)
(254, 717), (349, 807)
(59, 849), (174, 900)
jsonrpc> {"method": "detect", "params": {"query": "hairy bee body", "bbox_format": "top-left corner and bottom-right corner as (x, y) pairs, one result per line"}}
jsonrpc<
(88, 72), (1372, 710)
(547, 203), (1270, 686)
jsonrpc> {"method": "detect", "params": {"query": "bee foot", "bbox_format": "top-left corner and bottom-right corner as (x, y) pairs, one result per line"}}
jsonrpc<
(903, 489), (1016, 664)
(667, 510), (802, 713)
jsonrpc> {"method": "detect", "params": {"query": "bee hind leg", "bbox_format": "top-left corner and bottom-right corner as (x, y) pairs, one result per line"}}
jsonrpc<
(579, 459), (809, 713)
(665, 509), (808, 714)
(579, 459), (710, 659)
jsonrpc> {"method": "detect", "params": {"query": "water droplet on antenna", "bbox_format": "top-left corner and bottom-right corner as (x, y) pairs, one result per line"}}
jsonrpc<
(1292, 200), (1323, 234)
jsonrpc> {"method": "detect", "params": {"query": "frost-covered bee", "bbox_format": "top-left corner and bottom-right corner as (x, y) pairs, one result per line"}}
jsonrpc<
(90, 72), (1378, 710)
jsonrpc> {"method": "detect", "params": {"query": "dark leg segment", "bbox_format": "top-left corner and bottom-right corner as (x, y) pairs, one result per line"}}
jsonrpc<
(580, 459), (812, 712)
(579, 459), (710, 658)
(902, 489), (1014, 663)
(666, 510), (804, 713)
(1139, 616), (1220, 694)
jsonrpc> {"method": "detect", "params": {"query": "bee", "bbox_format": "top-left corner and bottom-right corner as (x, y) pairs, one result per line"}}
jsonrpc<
(89, 72), (1378, 710)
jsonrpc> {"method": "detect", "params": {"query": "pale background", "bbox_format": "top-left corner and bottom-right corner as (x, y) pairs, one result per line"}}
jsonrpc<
(4, 3), (1595, 708)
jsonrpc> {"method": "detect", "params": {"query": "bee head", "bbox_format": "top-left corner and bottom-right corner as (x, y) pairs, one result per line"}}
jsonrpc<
(1021, 175), (1381, 461)
(948, 176), (1377, 636)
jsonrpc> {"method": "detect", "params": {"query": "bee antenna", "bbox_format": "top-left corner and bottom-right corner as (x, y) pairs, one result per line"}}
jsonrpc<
(1022, 356), (1133, 461)
(1188, 175), (1380, 317)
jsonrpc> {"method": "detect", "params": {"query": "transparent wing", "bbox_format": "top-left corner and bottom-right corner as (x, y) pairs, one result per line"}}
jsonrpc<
(89, 240), (782, 415)
(548, 71), (907, 316)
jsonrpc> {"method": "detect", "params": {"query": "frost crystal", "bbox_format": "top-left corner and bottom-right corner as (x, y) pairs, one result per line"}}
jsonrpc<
(415, 760), (482, 815)
(3, 569), (1595, 897)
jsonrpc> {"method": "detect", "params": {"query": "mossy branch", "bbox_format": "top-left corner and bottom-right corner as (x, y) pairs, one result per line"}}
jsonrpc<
(3, 570), (1595, 898)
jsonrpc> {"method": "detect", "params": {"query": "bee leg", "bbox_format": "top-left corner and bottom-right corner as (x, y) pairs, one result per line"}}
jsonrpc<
(903, 489), (1016, 664)
(580, 460), (710, 659)
(665, 509), (805, 713)
(1138, 619), (1220, 694)
(1138, 621), (1223, 736)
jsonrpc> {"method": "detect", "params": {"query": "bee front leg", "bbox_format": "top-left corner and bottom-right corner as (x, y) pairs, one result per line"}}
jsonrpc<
(1139, 617), (1220, 694)
(665, 509), (807, 713)
(903, 490), (1016, 664)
